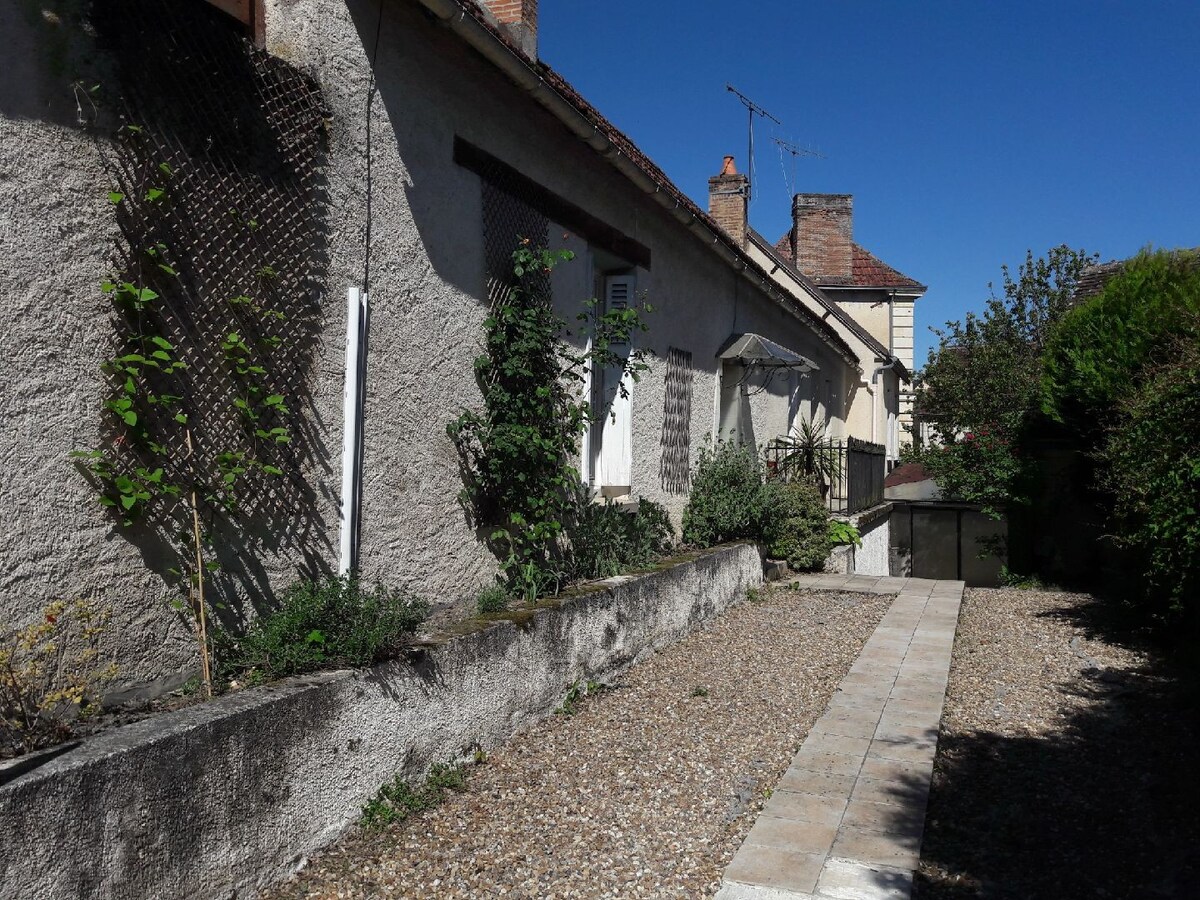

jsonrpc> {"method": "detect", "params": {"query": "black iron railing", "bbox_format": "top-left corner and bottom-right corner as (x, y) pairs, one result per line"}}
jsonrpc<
(763, 436), (886, 515)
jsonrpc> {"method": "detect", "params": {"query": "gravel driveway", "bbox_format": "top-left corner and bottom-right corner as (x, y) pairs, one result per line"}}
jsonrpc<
(916, 587), (1200, 900)
(266, 585), (892, 899)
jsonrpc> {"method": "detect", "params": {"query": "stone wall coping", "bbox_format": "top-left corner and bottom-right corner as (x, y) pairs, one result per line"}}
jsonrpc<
(0, 542), (762, 900)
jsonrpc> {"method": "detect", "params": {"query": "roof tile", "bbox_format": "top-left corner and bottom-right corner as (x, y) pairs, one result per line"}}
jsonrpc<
(774, 233), (926, 290)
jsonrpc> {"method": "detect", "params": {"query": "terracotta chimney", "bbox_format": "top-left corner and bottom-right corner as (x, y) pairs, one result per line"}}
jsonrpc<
(709, 156), (749, 247)
(791, 193), (853, 281)
(480, 0), (538, 59)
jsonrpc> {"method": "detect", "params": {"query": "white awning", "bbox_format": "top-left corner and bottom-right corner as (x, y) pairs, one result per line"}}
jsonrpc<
(718, 333), (819, 373)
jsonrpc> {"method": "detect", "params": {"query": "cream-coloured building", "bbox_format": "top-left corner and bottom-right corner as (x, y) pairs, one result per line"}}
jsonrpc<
(769, 194), (926, 451)
(707, 163), (919, 463)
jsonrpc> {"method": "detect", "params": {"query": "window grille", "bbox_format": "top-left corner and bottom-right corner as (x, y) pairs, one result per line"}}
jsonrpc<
(659, 347), (693, 494)
(88, 0), (328, 542)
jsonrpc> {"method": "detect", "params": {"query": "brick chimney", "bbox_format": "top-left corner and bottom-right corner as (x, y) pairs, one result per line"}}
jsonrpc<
(480, 0), (538, 59)
(708, 156), (749, 247)
(791, 193), (853, 281)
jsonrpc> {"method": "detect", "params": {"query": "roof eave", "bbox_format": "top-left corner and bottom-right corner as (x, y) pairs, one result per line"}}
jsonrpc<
(414, 0), (859, 366)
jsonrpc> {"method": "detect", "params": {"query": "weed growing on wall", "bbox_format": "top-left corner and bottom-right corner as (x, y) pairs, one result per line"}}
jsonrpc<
(566, 489), (674, 580)
(1, 601), (117, 759)
(827, 520), (862, 547)
(449, 244), (651, 600)
(362, 762), (467, 829)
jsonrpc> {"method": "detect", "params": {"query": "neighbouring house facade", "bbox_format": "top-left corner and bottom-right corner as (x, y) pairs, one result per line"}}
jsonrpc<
(706, 159), (911, 466)
(1, 0), (876, 696)
(770, 194), (926, 449)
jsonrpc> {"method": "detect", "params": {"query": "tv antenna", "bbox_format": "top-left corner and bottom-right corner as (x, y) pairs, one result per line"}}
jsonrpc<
(773, 137), (826, 197)
(726, 83), (781, 202)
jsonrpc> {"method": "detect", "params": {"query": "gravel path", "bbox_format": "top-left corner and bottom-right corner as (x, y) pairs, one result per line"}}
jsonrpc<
(916, 587), (1200, 900)
(266, 585), (892, 899)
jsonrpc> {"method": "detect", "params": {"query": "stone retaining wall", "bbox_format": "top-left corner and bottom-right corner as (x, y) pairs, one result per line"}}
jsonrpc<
(0, 543), (761, 900)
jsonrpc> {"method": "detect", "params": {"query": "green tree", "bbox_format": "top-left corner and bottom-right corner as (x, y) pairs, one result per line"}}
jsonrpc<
(911, 245), (1095, 516)
(1042, 249), (1200, 621)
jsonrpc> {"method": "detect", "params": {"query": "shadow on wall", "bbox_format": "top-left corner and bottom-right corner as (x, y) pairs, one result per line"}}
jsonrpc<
(906, 597), (1200, 900)
(347, 0), (490, 303)
(79, 0), (334, 624)
(0, 1), (109, 127)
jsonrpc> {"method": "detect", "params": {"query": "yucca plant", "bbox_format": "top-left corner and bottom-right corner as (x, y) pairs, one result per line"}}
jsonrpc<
(770, 419), (838, 497)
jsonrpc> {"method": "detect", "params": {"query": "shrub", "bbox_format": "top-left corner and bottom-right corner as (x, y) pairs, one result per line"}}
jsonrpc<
(766, 482), (832, 572)
(214, 576), (429, 683)
(447, 244), (651, 601)
(1041, 250), (1200, 623)
(566, 488), (674, 579)
(1, 600), (117, 759)
(1101, 336), (1200, 620)
(1042, 248), (1200, 433)
(682, 442), (781, 546)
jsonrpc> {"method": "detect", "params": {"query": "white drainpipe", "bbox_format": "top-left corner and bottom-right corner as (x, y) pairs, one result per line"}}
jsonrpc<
(871, 358), (898, 446)
(339, 287), (368, 575)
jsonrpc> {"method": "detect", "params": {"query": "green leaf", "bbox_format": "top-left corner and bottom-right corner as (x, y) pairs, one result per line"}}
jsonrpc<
(107, 192), (124, 204)
(158, 162), (174, 177)
(122, 410), (138, 426)
(145, 187), (165, 202)
(174, 413), (188, 424)
(120, 494), (137, 510)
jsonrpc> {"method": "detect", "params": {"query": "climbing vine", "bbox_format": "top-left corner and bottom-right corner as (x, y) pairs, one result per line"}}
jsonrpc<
(70, 123), (295, 696)
(448, 243), (652, 600)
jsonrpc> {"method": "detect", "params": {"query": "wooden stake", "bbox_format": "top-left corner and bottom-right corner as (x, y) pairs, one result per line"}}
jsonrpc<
(185, 428), (212, 698)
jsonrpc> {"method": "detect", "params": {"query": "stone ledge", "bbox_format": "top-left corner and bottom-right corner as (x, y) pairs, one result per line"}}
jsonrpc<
(833, 502), (893, 530)
(0, 543), (762, 900)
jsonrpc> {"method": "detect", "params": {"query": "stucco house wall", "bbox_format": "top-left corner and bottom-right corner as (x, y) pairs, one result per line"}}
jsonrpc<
(1, 5), (206, 695)
(0, 0), (862, 695)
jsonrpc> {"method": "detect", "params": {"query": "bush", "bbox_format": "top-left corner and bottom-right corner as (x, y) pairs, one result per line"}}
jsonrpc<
(1042, 249), (1200, 433)
(1041, 250), (1200, 624)
(1101, 337), (1200, 620)
(215, 576), (429, 683)
(566, 489), (674, 580)
(682, 442), (781, 546)
(1, 601), (117, 759)
(765, 482), (832, 572)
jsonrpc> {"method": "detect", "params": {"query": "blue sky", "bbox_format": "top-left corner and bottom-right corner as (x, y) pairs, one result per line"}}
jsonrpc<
(539, 1), (1199, 368)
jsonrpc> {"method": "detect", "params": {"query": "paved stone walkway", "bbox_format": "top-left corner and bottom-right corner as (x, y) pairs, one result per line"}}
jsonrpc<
(716, 574), (964, 900)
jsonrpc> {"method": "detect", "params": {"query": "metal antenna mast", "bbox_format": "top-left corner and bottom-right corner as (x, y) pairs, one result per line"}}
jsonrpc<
(726, 83), (781, 202)
(773, 137), (826, 197)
